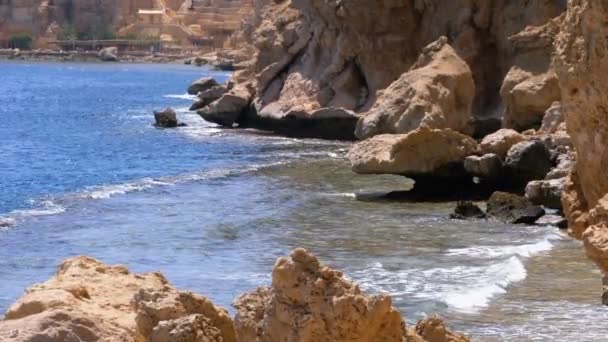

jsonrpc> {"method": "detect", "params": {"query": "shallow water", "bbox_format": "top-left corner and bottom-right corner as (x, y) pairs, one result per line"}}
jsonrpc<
(1, 61), (606, 341)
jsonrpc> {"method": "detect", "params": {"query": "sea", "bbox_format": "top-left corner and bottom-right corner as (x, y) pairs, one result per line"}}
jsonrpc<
(1, 61), (606, 341)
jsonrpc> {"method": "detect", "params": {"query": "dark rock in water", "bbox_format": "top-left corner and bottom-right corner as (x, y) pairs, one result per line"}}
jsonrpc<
(197, 88), (251, 127)
(193, 56), (206, 67)
(525, 178), (565, 210)
(184, 59), (192, 65)
(505, 140), (553, 183)
(187, 77), (218, 95)
(472, 116), (502, 139)
(603, 276), (608, 306)
(213, 59), (236, 71)
(154, 108), (185, 128)
(535, 214), (568, 229)
(487, 191), (545, 224)
(98, 47), (118, 62)
(464, 154), (504, 180)
(189, 85), (228, 111)
(450, 201), (486, 219)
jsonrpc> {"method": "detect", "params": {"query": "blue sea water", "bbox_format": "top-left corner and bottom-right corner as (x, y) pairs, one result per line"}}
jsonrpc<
(0, 61), (606, 341)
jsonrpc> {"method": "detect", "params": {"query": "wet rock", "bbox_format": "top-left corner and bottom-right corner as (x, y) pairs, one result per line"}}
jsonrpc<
(356, 37), (475, 139)
(504, 140), (553, 183)
(154, 108), (185, 128)
(187, 77), (219, 95)
(603, 276), (608, 306)
(348, 127), (477, 176)
(487, 191), (545, 224)
(233, 248), (469, 342)
(536, 214), (568, 229)
(526, 178), (565, 210)
(189, 85), (228, 111)
(197, 85), (252, 127)
(213, 59), (236, 71)
(184, 59), (192, 65)
(478, 129), (527, 160)
(464, 154), (504, 180)
(450, 201), (486, 219)
(98, 47), (118, 62)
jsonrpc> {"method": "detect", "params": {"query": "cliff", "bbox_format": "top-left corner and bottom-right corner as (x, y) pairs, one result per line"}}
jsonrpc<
(0, 250), (468, 342)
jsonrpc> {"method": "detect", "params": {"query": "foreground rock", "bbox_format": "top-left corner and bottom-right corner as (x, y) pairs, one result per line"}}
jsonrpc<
(154, 108), (185, 128)
(450, 201), (486, 219)
(355, 37), (475, 139)
(0, 256), (236, 342)
(188, 77), (219, 96)
(190, 85), (229, 111)
(487, 191), (545, 224)
(98, 47), (118, 62)
(232, 248), (469, 342)
(197, 85), (253, 127)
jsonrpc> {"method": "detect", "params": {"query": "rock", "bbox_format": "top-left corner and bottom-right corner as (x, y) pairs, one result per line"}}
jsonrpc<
(450, 201), (486, 219)
(213, 59), (236, 71)
(0, 256), (236, 342)
(504, 140), (553, 183)
(189, 85), (228, 111)
(232, 248), (469, 342)
(415, 315), (471, 342)
(355, 37), (475, 139)
(193, 57), (206, 67)
(187, 77), (219, 95)
(154, 108), (185, 128)
(197, 85), (252, 127)
(539, 101), (564, 134)
(502, 67), (561, 131)
(526, 178), (565, 210)
(535, 214), (568, 229)
(471, 116), (502, 139)
(98, 47), (118, 62)
(487, 191), (545, 224)
(184, 59), (192, 65)
(348, 127), (477, 176)
(464, 154), (504, 180)
(478, 129), (527, 160)
(561, 171), (590, 239)
(546, 151), (575, 180)
(603, 276), (608, 306)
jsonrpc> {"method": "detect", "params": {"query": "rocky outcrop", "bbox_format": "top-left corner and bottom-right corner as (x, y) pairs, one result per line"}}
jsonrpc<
(154, 108), (186, 128)
(0, 256), (236, 342)
(232, 248), (469, 342)
(348, 127), (477, 176)
(197, 84), (253, 127)
(1, 251), (470, 342)
(478, 129), (527, 159)
(487, 191), (545, 224)
(355, 37), (475, 139)
(188, 77), (220, 96)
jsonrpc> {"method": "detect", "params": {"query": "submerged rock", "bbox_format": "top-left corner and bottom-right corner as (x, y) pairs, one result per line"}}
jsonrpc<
(233, 248), (470, 342)
(450, 201), (486, 219)
(487, 191), (545, 224)
(188, 77), (219, 96)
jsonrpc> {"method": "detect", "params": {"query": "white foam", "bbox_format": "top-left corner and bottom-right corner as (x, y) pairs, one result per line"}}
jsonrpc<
(163, 93), (198, 100)
(0, 200), (66, 227)
(80, 178), (170, 199)
(446, 234), (561, 259)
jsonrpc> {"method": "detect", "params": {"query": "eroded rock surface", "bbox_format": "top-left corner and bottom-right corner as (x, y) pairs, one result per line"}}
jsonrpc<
(233, 248), (469, 342)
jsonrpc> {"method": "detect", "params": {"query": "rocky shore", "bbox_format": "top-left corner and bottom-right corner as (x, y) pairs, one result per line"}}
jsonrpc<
(181, 0), (608, 304)
(0, 249), (469, 342)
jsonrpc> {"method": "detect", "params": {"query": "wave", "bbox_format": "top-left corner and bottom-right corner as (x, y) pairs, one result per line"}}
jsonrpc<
(0, 200), (66, 228)
(163, 93), (198, 100)
(445, 233), (561, 259)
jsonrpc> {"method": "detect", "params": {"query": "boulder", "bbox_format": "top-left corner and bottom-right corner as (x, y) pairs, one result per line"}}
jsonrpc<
(0, 256), (236, 342)
(539, 101), (564, 134)
(502, 68), (561, 131)
(98, 47), (118, 62)
(525, 178), (565, 210)
(487, 191), (545, 224)
(189, 85), (228, 111)
(355, 37), (475, 139)
(197, 85), (252, 127)
(348, 127), (477, 176)
(504, 140), (553, 182)
(187, 77), (219, 95)
(546, 151), (575, 180)
(478, 129), (527, 159)
(154, 108), (185, 128)
(232, 248), (470, 342)
(464, 154), (504, 180)
(450, 201), (486, 219)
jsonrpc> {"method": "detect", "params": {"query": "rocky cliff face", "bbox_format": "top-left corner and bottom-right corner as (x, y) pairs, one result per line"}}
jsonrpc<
(553, 0), (608, 296)
(0, 250), (468, 341)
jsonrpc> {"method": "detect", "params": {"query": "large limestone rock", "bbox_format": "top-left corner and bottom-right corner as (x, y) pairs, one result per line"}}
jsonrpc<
(188, 77), (220, 96)
(198, 85), (253, 127)
(347, 127), (477, 176)
(478, 129), (527, 159)
(0, 256), (236, 342)
(232, 248), (469, 342)
(355, 37), (475, 139)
